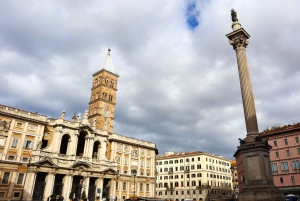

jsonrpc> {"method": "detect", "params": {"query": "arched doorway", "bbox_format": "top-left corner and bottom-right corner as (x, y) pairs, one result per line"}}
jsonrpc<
(59, 134), (70, 154)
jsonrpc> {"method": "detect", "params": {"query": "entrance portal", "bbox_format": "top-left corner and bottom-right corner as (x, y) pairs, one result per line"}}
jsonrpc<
(32, 172), (47, 201)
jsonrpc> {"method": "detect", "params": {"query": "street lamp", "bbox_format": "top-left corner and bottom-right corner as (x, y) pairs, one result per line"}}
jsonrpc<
(132, 170), (137, 199)
(291, 176), (295, 193)
(230, 166), (236, 201)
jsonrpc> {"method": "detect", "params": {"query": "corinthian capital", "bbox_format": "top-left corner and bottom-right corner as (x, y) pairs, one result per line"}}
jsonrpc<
(229, 34), (249, 50)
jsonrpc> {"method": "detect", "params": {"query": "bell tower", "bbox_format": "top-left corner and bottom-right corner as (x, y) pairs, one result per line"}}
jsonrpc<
(88, 49), (119, 133)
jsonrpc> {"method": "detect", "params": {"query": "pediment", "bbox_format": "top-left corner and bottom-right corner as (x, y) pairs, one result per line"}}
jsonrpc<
(71, 161), (91, 169)
(78, 125), (95, 133)
(102, 167), (118, 175)
(33, 156), (58, 168)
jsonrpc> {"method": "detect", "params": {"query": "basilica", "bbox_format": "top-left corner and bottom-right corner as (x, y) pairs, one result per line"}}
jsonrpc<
(0, 50), (158, 201)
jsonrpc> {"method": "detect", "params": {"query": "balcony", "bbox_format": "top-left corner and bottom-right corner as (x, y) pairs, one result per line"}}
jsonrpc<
(168, 171), (173, 175)
(165, 186), (175, 191)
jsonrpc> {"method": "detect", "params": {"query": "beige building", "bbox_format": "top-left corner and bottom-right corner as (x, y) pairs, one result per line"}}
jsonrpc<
(156, 151), (233, 201)
(0, 49), (158, 201)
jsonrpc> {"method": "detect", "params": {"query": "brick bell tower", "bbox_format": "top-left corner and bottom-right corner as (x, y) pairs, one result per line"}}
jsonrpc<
(88, 49), (119, 133)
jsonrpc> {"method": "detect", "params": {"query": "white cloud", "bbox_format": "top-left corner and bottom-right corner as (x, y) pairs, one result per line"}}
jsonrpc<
(0, 0), (300, 159)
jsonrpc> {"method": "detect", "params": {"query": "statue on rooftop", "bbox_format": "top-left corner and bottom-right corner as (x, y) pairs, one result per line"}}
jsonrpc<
(231, 9), (238, 22)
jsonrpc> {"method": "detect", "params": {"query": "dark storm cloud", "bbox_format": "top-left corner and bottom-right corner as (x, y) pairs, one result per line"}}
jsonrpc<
(1, 0), (300, 160)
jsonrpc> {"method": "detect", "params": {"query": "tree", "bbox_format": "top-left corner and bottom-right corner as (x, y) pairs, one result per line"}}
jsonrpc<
(81, 190), (87, 200)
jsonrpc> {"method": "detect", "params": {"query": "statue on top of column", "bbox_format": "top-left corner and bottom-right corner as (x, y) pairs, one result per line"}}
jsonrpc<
(231, 9), (238, 22)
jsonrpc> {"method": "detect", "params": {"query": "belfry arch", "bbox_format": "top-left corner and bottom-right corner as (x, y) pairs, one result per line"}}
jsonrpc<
(76, 131), (87, 157)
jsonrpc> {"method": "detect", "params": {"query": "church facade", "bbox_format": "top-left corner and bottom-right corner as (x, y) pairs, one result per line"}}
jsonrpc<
(0, 50), (158, 201)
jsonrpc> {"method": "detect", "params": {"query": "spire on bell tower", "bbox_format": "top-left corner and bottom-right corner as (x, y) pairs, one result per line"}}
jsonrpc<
(88, 49), (119, 134)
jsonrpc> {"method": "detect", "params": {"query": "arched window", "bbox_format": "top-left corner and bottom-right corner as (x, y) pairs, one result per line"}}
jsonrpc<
(76, 131), (87, 157)
(59, 134), (70, 154)
(92, 141), (101, 159)
(108, 95), (113, 102)
(102, 93), (107, 100)
(105, 78), (108, 85)
(110, 81), (114, 88)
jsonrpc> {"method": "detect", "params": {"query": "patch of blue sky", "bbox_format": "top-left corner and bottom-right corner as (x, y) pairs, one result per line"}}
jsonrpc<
(186, 2), (200, 30)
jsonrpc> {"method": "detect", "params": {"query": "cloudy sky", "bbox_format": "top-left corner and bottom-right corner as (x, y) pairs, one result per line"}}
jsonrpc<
(1, 0), (300, 159)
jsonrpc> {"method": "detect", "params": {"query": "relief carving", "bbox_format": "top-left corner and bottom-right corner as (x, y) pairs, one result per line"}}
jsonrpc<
(0, 118), (11, 134)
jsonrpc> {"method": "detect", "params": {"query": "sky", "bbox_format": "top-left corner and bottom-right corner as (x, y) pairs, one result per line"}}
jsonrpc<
(1, 0), (300, 160)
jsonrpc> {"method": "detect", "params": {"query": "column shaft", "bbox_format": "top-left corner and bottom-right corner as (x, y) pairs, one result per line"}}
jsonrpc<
(43, 173), (55, 201)
(235, 47), (259, 135)
(62, 175), (73, 201)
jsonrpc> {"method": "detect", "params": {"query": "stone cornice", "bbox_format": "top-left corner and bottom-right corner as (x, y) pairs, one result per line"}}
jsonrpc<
(0, 110), (47, 125)
(88, 98), (116, 106)
(226, 28), (250, 50)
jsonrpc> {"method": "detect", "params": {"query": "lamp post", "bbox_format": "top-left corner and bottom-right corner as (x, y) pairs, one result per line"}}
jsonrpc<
(291, 176), (295, 194)
(230, 166), (236, 201)
(132, 170), (137, 199)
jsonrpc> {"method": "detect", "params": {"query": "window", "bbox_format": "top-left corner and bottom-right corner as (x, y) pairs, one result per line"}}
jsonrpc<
(16, 122), (23, 128)
(197, 173), (202, 177)
(186, 158), (189, 162)
(164, 168), (168, 172)
(164, 176), (168, 180)
(191, 174), (196, 178)
(140, 183), (143, 191)
(273, 141), (277, 146)
(108, 95), (113, 102)
(296, 137), (299, 143)
(8, 156), (15, 161)
(281, 162), (289, 173)
(1, 172), (10, 184)
(17, 173), (24, 185)
(191, 165), (195, 170)
(286, 150), (290, 156)
(117, 144), (122, 149)
(180, 159), (183, 163)
(124, 158), (128, 165)
(28, 124), (36, 131)
(292, 160), (300, 172)
(175, 175), (178, 179)
(11, 138), (19, 148)
(298, 148), (300, 154)
(284, 139), (288, 145)
(159, 161), (162, 165)
(13, 192), (20, 197)
(140, 160), (144, 167)
(275, 151), (279, 158)
(116, 182), (118, 190)
(169, 160), (173, 164)
(146, 184), (149, 191)
(198, 157), (200, 161)
(191, 158), (194, 162)
(124, 171), (128, 174)
(146, 162), (150, 168)
(271, 163), (278, 175)
(197, 164), (201, 169)
(110, 81), (114, 88)
(23, 140), (34, 149)
(22, 157), (28, 162)
(175, 160), (178, 164)
(164, 161), (168, 165)
(123, 182), (126, 190)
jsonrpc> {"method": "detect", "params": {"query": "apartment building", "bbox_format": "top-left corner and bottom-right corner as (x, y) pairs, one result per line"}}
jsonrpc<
(156, 151), (233, 201)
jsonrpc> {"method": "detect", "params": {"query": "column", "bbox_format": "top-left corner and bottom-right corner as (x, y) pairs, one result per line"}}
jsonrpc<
(226, 27), (259, 137)
(110, 179), (116, 200)
(62, 174), (73, 201)
(43, 173), (55, 200)
(73, 132), (79, 156)
(100, 140), (107, 160)
(23, 171), (37, 201)
(7, 171), (18, 197)
(88, 138), (95, 159)
(83, 137), (89, 157)
(95, 177), (104, 200)
(53, 127), (62, 153)
(83, 177), (90, 198)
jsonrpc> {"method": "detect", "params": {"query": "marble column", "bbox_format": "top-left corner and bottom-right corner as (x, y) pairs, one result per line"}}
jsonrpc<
(100, 140), (107, 160)
(62, 174), (73, 201)
(110, 179), (116, 200)
(83, 177), (90, 198)
(227, 9), (284, 201)
(227, 27), (259, 138)
(95, 177), (103, 199)
(22, 171), (37, 201)
(73, 132), (79, 156)
(43, 173), (55, 201)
